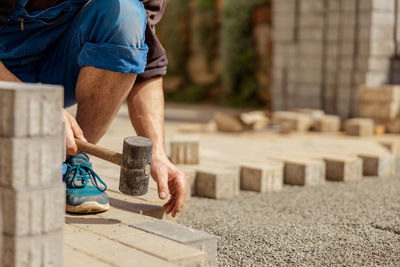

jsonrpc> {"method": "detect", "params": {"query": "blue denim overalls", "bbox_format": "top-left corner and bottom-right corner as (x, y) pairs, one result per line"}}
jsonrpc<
(0, 0), (148, 106)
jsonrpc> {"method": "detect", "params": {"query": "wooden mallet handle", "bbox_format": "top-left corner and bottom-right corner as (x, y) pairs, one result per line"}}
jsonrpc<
(75, 138), (122, 166)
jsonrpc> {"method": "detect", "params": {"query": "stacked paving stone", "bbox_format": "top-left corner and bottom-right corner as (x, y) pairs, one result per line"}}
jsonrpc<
(273, 0), (398, 119)
(170, 135), (199, 165)
(358, 84), (400, 133)
(0, 82), (65, 266)
(345, 118), (375, 136)
(272, 109), (341, 133)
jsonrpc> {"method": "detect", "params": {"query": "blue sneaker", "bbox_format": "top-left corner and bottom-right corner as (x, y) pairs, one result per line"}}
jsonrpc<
(63, 152), (110, 213)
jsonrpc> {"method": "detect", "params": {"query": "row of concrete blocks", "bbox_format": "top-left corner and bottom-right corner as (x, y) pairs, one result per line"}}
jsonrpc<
(178, 151), (396, 200)
(0, 82), (65, 267)
(272, 111), (341, 133)
(271, 109), (383, 137)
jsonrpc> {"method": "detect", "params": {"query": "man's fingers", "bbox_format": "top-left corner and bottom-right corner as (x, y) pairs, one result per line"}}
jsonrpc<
(172, 173), (186, 216)
(66, 112), (87, 142)
(151, 158), (186, 216)
(62, 109), (86, 155)
(172, 194), (185, 216)
(163, 172), (186, 217)
(163, 197), (173, 210)
(165, 202), (174, 214)
(155, 168), (170, 199)
(65, 120), (79, 155)
(165, 199), (175, 214)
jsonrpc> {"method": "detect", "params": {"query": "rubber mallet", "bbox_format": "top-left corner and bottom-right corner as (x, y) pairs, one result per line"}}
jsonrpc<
(74, 136), (153, 196)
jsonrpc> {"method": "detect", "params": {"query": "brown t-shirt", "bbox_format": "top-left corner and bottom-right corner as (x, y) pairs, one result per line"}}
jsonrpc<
(0, 0), (15, 21)
(0, 0), (167, 80)
(138, 0), (167, 80)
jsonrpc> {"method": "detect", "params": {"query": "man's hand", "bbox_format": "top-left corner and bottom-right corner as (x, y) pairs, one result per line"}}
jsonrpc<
(62, 109), (87, 155)
(127, 76), (186, 217)
(151, 154), (186, 217)
(0, 60), (21, 82)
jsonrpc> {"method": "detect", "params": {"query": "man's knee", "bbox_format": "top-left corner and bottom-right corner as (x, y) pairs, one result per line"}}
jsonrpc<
(86, 0), (147, 47)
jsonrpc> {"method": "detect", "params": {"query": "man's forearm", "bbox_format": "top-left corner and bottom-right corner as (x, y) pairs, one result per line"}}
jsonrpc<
(129, 76), (186, 215)
(0, 61), (20, 82)
(127, 76), (166, 157)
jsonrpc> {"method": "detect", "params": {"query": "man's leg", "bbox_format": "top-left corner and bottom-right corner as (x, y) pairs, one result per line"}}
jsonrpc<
(39, 0), (148, 213)
(39, 0), (148, 108)
(75, 67), (136, 144)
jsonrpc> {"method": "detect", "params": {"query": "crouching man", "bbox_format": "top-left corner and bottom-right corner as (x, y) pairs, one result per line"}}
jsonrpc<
(0, 0), (186, 216)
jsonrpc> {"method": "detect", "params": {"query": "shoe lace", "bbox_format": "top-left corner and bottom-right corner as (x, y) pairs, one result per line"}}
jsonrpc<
(63, 163), (107, 192)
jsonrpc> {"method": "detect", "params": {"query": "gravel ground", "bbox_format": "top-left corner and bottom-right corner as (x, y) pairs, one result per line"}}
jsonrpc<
(177, 177), (400, 266)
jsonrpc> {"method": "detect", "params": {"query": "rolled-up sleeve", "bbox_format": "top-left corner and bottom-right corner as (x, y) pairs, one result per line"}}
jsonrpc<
(138, 0), (168, 81)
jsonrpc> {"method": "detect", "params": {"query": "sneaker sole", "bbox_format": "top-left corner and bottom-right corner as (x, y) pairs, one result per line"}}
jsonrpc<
(66, 202), (110, 214)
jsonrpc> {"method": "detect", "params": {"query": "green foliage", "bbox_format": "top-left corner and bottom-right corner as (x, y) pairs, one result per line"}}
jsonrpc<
(196, 0), (217, 68)
(157, 0), (190, 76)
(161, 0), (269, 107)
(220, 0), (265, 106)
(166, 84), (211, 103)
(197, 0), (213, 10)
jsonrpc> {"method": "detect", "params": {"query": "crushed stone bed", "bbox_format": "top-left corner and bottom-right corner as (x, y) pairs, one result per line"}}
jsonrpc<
(178, 177), (400, 266)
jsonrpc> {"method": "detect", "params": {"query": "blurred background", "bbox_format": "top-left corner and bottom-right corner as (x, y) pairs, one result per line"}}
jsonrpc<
(158, 0), (400, 133)
(159, 0), (272, 108)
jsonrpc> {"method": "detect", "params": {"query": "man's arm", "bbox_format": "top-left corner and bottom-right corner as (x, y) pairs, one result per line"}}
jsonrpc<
(127, 76), (186, 217)
(0, 60), (86, 155)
